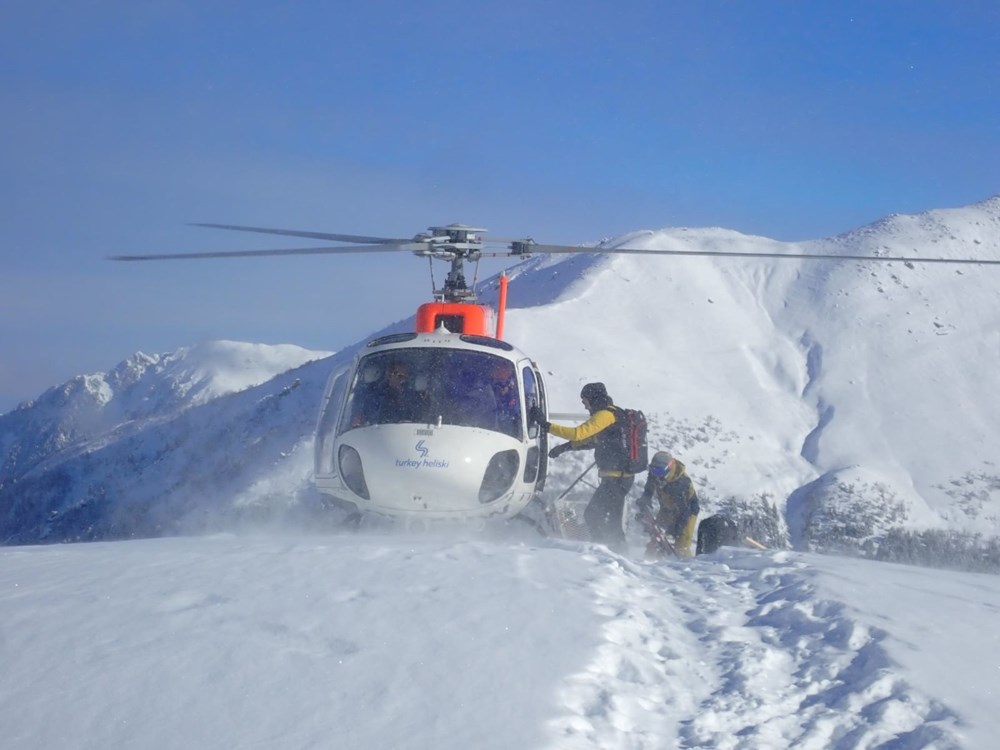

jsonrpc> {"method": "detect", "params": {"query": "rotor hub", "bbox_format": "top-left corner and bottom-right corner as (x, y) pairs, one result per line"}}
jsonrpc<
(414, 224), (490, 303)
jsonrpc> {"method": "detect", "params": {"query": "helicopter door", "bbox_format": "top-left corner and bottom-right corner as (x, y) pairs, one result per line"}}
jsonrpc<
(315, 366), (349, 476)
(521, 364), (547, 487)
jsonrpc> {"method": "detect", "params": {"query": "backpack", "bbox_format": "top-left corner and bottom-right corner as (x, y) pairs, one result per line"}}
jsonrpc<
(696, 514), (740, 555)
(611, 406), (648, 474)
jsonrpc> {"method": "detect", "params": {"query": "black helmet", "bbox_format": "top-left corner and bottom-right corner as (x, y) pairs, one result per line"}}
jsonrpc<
(580, 382), (611, 408)
(580, 382), (608, 401)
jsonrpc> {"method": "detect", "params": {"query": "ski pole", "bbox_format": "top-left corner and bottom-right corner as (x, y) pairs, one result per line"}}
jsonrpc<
(743, 535), (767, 550)
(555, 461), (597, 501)
(640, 507), (677, 557)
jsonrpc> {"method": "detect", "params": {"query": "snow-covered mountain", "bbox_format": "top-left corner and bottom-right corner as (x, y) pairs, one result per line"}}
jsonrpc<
(3, 198), (1000, 567)
(1, 341), (333, 542)
(502, 196), (1000, 566)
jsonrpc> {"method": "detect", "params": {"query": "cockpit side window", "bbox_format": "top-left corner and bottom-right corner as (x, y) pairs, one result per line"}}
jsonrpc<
(523, 366), (540, 439)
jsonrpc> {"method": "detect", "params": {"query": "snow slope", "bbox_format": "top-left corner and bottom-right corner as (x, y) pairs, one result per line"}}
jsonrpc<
(501, 196), (1000, 552)
(1, 534), (994, 749)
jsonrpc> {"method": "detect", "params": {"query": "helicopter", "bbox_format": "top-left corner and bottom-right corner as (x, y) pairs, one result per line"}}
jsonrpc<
(113, 222), (560, 527)
(111, 221), (1000, 528)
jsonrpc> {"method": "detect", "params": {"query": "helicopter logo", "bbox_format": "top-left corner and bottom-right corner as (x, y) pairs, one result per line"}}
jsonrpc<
(394, 439), (449, 470)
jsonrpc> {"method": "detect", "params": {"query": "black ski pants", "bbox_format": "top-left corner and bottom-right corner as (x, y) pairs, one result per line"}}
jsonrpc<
(584, 474), (634, 553)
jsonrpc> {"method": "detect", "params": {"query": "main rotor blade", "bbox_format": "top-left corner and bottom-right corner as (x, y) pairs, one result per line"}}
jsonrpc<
(109, 243), (426, 261)
(191, 223), (412, 245)
(524, 243), (1000, 266)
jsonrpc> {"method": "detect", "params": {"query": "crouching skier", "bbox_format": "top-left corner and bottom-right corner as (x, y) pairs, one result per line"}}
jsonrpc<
(637, 451), (700, 559)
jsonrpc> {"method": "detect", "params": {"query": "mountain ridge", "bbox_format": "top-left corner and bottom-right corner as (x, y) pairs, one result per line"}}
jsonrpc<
(3, 199), (999, 565)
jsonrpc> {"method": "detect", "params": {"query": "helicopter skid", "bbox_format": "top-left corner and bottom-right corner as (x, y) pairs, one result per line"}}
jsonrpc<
(327, 490), (537, 526)
(318, 485), (537, 528)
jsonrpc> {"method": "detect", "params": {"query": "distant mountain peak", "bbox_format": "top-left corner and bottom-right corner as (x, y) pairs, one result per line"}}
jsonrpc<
(0, 341), (333, 492)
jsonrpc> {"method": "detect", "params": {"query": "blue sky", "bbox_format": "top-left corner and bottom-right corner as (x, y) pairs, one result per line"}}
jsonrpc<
(2, 1), (999, 413)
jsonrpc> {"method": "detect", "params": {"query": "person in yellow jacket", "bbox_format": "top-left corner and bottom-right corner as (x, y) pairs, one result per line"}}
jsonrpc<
(637, 451), (700, 558)
(533, 382), (634, 552)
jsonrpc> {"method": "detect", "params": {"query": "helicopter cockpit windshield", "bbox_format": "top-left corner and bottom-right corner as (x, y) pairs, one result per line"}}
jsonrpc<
(339, 349), (523, 439)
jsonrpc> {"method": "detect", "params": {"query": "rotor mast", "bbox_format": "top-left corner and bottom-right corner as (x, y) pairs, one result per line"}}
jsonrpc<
(419, 224), (488, 303)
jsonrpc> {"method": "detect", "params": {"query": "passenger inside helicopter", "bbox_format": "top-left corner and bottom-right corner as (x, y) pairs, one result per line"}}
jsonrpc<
(442, 365), (498, 430)
(349, 359), (423, 426)
(490, 362), (522, 438)
(340, 349), (523, 438)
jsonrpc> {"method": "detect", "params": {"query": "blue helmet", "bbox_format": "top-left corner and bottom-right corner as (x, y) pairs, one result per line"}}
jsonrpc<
(649, 451), (672, 477)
